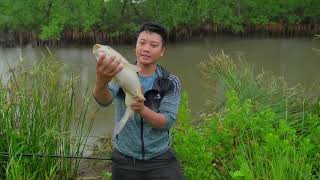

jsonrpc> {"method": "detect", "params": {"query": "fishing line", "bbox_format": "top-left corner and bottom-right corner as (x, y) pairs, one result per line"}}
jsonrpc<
(0, 152), (111, 161)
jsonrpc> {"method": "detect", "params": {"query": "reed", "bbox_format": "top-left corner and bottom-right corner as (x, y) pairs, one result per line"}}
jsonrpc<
(0, 52), (93, 179)
(200, 52), (319, 135)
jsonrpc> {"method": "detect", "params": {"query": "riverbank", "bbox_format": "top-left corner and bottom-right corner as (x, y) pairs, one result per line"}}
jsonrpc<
(1, 23), (320, 48)
(1, 44), (319, 179)
(2, 0), (319, 48)
(78, 52), (320, 179)
(173, 53), (320, 179)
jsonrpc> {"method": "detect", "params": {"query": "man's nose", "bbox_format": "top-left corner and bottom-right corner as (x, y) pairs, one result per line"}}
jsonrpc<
(142, 44), (151, 52)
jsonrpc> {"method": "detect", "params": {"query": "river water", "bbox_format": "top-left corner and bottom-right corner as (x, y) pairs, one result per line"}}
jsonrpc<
(1, 36), (319, 150)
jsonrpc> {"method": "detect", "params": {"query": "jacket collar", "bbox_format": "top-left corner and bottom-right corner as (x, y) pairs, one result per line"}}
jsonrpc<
(134, 61), (169, 79)
(133, 61), (170, 92)
(155, 64), (170, 79)
(151, 64), (170, 92)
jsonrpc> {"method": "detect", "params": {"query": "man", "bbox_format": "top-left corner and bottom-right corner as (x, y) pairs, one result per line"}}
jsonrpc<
(93, 22), (184, 180)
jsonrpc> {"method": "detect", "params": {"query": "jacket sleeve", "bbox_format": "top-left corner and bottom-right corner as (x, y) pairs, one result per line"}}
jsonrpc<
(94, 80), (120, 107)
(158, 75), (181, 130)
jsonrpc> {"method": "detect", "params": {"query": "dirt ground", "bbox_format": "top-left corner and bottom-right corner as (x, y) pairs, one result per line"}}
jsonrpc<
(77, 159), (112, 180)
(77, 136), (113, 180)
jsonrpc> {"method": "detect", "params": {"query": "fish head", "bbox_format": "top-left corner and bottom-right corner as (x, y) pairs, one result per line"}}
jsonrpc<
(92, 44), (119, 61)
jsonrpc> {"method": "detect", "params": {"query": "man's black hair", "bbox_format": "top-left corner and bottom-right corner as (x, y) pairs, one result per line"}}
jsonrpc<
(138, 22), (168, 46)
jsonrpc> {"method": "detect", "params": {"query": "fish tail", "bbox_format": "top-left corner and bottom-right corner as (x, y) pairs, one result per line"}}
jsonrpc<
(113, 108), (133, 137)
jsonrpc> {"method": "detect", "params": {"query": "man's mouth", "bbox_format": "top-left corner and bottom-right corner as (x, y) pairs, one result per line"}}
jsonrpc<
(141, 54), (151, 59)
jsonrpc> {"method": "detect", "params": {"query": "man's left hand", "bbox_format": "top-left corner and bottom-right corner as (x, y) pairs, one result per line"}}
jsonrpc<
(131, 98), (145, 114)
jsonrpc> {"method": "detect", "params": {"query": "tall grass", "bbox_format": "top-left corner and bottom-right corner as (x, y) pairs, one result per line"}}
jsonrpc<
(173, 53), (320, 179)
(200, 52), (320, 135)
(0, 53), (94, 179)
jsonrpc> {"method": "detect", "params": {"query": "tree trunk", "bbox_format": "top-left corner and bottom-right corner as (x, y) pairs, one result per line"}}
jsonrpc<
(121, 0), (128, 16)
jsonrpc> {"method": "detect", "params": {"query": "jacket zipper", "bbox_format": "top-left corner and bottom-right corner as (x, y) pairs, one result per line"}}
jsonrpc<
(140, 117), (145, 159)
(140, 89), (151, 160)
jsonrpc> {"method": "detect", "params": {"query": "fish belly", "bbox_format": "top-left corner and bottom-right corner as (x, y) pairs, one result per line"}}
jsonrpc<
(115, 68), (143, 98)
(112, 68), (144, 136)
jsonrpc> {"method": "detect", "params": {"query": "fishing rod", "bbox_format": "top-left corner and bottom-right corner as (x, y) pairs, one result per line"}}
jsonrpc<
(0, 152), (111, 161)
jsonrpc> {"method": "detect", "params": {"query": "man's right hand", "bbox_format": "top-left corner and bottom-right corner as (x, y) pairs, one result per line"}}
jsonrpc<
(93, 52), (123, 106)
(95, 52), (123, 85)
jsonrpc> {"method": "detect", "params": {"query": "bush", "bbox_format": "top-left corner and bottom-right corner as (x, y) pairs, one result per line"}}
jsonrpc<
(173, 53), (320, 179)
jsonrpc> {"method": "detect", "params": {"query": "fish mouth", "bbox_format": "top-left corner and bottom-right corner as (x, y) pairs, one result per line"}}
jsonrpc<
(92, 44), (102, 59)
(93, 44), (102, 53)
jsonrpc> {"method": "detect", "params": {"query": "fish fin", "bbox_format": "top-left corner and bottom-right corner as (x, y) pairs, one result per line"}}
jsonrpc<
(126, 64), (140, 72)
(137, 93), (146, 101)
(113, 108), (133, 137)
(134, 88), (145, 101)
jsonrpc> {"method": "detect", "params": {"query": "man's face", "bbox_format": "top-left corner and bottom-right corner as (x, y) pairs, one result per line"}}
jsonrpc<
(136, 31), (165, 66)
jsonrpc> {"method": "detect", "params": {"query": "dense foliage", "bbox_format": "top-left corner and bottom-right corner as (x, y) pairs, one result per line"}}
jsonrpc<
(172, 54), (320, 179)
(0, 0), (319, 41)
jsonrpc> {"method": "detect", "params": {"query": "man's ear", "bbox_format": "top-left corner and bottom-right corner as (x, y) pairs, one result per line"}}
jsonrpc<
(161, 46), (166, 56)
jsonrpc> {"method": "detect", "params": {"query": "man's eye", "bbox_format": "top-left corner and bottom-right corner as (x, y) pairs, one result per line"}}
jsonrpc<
(151, 44), (158, 48)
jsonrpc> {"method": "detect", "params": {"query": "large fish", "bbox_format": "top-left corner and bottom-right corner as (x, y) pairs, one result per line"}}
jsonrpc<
(93, 44), (145, 136)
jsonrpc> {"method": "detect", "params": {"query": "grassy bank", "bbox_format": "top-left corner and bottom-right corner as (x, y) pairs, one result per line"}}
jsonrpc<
(0, 53), (94, 179)
(81, 51), (320, 179)
(172, 53), (320, 179)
